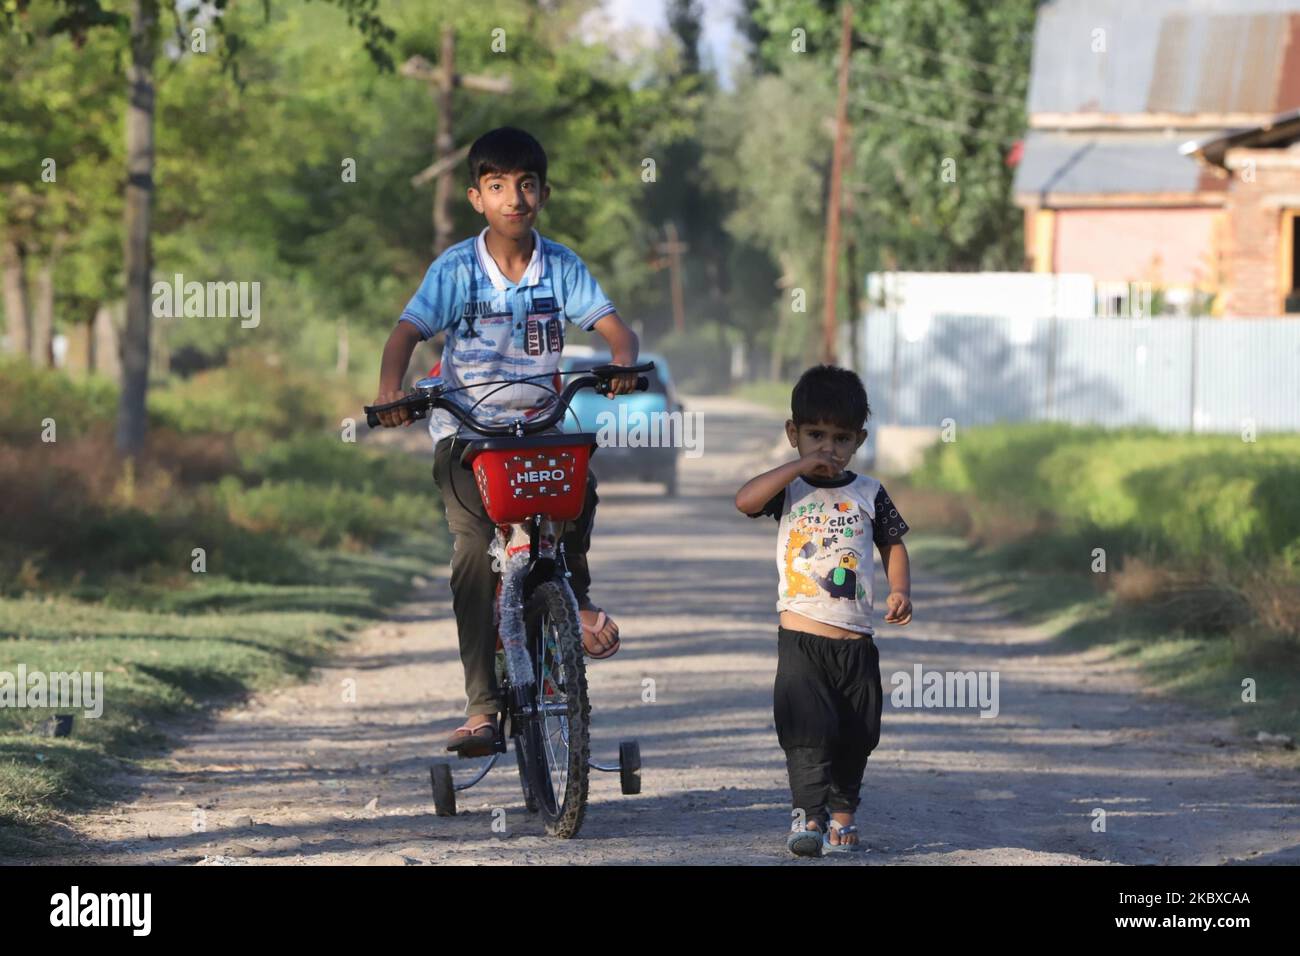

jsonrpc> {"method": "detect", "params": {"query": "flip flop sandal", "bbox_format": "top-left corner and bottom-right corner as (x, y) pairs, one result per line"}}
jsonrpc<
(787, 827), (823, 857)
(444, 719), (497, 756)
(823, 822), (862, 854)
(580, 609), (620, 659)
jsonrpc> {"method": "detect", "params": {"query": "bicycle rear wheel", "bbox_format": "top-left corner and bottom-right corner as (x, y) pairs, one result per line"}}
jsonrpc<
(517, 579), (590, 838)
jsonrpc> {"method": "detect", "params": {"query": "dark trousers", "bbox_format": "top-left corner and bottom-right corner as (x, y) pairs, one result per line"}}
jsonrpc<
(773, 625), (883, 830)
(432, 435), (598, 717)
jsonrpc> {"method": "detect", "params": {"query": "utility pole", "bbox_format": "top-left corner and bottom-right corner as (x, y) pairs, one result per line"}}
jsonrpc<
(402, 28), (512, 256)
(821, 1), (853, 365)
(653, 222), (689, 333)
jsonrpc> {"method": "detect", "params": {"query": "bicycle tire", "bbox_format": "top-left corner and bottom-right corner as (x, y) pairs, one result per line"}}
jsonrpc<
(518, 579), (590, 838)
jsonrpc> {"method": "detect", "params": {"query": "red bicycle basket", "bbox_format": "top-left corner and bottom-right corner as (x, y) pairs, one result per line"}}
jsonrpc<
(463, 433), (596, 523)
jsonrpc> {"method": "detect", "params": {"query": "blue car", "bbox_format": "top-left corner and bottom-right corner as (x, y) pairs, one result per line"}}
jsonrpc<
(559, 350), (683, 496)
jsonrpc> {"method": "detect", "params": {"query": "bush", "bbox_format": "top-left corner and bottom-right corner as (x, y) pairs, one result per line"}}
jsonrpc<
(145, 427), (239, 484)
(0, 432), (163, 585)
(912, 423), (1300, 569)
(0, 436), (293, 589)
(1, 358), (440, 593)
(148, 348), (352, 438)
(215, 476), (429, 549)
(0, 359), (117, 444)
(240, 433), (430, 496)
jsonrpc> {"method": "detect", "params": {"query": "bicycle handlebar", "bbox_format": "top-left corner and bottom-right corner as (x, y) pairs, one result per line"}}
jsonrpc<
(363, 363), (656, 435)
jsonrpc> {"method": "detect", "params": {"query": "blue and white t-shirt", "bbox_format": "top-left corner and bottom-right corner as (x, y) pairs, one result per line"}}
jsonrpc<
(398, 227), (617, 446)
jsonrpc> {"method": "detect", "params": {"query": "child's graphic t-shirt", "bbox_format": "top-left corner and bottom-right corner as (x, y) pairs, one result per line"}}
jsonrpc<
(749, 471), (909, 635)
(397, 226), (617, 447)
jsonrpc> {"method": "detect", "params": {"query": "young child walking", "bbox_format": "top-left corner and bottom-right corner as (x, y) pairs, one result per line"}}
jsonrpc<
(735, 364), (913, 856)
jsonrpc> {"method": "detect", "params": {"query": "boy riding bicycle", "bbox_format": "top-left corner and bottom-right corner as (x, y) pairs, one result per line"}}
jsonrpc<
(373, 126), (640, 757)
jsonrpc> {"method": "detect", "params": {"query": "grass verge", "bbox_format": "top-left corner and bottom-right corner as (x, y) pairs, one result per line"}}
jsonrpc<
(0, 534), (447, 857)
(902, 529), (1300, 756)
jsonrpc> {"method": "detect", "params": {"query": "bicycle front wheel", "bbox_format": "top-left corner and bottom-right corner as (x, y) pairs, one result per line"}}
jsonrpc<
(518, 579), (590, 838)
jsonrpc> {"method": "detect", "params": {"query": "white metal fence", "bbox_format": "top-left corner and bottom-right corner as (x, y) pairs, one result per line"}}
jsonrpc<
(847, 312), (1300, 435)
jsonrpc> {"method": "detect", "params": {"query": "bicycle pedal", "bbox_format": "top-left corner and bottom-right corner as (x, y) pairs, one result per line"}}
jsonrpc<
(455, 743), (500, 760)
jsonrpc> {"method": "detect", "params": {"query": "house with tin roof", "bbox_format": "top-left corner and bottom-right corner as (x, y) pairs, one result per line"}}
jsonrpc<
(1015, 0), (1300, 316)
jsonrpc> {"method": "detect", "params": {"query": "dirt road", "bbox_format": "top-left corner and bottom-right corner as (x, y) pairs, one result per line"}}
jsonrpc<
(51, 396), (1300, 865)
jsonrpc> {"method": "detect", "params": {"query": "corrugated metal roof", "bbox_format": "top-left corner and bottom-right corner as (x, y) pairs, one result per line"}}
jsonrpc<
(1029, 0), (1300, 117)
(1014, 131), (1225, 196)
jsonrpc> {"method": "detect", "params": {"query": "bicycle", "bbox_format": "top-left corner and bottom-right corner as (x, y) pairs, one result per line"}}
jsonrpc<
(364, 363), (655, 838)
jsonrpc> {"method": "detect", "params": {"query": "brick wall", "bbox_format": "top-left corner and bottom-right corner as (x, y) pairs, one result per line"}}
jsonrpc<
(1224, 149), (1300, 315)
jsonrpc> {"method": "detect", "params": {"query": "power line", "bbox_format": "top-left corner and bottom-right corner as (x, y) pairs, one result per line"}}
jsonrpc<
(858, 61), (1025, 108)
(859, 30), (1021, 81)
(858, 97), (1016, 144)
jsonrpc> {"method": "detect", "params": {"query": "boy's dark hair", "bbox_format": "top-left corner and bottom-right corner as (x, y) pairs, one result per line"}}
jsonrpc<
(467, 126), (548, 189)
(791, 364), (871, 430)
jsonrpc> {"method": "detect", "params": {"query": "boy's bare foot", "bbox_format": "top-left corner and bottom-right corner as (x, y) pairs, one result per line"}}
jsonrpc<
(578, 603), (620, 658)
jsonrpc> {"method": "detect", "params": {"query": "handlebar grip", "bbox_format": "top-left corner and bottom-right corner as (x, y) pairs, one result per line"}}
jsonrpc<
(598, 375), (650, 397)
(364, 400), (429, 428)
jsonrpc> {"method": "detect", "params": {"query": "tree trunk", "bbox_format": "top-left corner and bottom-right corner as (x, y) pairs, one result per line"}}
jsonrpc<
(92, 302), (122, 383)
(150, 312), (169, 379)
(31, 254), (55, 367)
(66, 319), (91, 377)
(1, 235), (30, 359)
(116, 0), (157, 457)
(432, 25), (456, 256)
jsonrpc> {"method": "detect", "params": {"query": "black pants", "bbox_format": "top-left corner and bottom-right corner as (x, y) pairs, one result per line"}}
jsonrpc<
(432, 434), (598, 716)
(773, 625), (883, 830)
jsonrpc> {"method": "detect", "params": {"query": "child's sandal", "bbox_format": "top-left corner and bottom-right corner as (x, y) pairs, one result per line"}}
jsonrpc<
(787, 825), (823, 857)
(822, 820), (862, 854)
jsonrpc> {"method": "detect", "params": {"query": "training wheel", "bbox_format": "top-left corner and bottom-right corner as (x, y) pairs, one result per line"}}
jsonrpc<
(618, 740), (641, 795)
(431, 762), (457, 816)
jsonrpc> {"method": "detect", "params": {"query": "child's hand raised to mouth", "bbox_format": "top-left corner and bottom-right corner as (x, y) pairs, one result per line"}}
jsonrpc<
(799, 450), (844, 478)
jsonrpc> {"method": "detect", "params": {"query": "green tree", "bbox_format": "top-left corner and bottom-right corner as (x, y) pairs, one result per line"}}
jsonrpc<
(0, 6), (119, 367)
(2, 0), (396, 454)
(734, 0), (1035, 367)
(701, 55), (834, 374)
